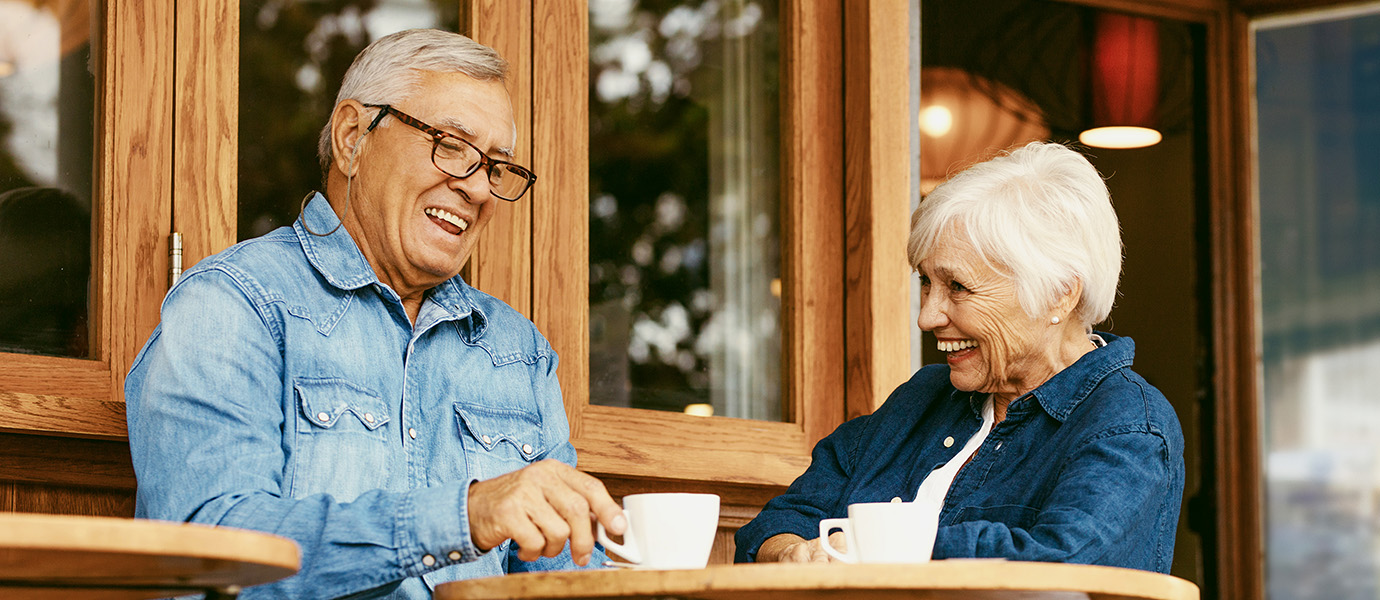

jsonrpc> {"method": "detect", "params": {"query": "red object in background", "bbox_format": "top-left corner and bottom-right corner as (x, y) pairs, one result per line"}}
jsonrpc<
(1089, 12), (1160, 129)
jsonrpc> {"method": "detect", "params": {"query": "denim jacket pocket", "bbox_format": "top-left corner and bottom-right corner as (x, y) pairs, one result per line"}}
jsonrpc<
(455, 403), (546, 480)
(295, 378), (391, 435)
(289, 378), (392, 501)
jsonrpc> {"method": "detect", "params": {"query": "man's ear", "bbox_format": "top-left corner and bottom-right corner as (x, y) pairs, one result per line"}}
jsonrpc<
(329, 100), (372, 177)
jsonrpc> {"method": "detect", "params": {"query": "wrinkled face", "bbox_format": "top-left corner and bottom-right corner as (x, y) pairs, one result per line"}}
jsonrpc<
(916, 231), (1053, 399)
(348, 71), (516, 294)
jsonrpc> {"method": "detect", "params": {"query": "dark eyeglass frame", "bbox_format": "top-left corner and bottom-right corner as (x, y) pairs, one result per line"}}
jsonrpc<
(363, 103), (536, 202)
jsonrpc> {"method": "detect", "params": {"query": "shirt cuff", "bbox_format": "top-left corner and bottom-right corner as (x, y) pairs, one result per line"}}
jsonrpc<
(400, 480), (486, 574)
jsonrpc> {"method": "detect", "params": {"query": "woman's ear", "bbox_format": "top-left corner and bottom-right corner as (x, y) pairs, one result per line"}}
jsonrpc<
(1053, 278), (1084, 323)
(329, 100), (371, 178)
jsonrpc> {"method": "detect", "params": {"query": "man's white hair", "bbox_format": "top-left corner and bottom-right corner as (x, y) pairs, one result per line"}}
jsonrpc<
(317, 28), (508, 174)
(907, 141), (1123, 328)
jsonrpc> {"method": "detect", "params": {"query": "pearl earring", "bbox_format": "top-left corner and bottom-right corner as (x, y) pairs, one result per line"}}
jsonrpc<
(1051, 316), (1061, 325)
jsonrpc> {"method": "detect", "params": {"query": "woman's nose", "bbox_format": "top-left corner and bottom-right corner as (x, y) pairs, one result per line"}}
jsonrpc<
(916, 291), (947, 332)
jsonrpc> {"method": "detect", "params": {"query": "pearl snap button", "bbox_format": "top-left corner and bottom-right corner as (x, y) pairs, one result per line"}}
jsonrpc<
(448, 550), (462, 561)
(364, 413), (375, 424)
(317, 412), (330, 422)
(943, 436), (955, 448)
(482, 435), (492, 445)
(522, 443), (533, 455)
(408, 427), (417, 439)
(422, 554), (436, 567)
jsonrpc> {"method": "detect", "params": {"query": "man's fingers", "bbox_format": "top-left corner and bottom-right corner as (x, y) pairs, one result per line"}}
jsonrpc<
(553, 463), (624, 535)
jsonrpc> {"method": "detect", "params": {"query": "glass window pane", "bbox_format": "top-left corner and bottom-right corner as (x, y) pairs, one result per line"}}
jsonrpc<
(238, 0), (458, 241)
(1255, 6), (1380, 599)
(588, 1), (783, 420)
(0, 0), (95, 358)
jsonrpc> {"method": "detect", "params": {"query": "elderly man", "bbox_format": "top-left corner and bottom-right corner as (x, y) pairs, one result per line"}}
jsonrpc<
(126, 29), (624, 598)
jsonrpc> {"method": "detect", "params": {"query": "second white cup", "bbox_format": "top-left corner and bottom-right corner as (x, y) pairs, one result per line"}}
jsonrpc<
(818, 500), (937, 564)
(596, 492), (720, 569)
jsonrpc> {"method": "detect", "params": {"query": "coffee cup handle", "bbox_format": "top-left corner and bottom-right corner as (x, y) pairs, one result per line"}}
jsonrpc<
(596, 509), (641, 564)
(818, 518), (856, 563)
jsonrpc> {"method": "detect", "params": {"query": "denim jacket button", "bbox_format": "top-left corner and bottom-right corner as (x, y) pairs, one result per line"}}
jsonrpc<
(481, 435), (492, 445)
(522, 443), (533, 455)
(943, 436), (954, 448)
(422, 554), (436, 567)
(408, 427), (418, 439)
(448, 550), (462, 561)
(364, 412), (375, 424)
(316, 412), (330, 423)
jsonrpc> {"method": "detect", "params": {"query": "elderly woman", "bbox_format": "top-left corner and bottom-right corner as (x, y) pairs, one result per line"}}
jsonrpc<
(734, 142), (1184, 573)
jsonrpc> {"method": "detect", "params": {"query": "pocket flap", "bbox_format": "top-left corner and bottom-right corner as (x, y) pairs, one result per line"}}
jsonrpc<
(295, 378), (390, 430)
(454, 403), (545, 458)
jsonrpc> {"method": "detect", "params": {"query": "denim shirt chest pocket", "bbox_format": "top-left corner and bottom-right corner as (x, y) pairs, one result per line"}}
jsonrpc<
(454, 403), (546, 481)
(290, 378), (393, 501)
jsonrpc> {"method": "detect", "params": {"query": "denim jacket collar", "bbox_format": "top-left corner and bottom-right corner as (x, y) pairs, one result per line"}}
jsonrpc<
(293, 192), (488, 337)
(1027, 331), (1134, 422)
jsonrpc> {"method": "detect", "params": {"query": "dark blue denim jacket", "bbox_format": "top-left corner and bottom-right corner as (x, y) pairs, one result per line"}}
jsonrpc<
(735, 333), (1184, 573)
(126, 194), (600, 599)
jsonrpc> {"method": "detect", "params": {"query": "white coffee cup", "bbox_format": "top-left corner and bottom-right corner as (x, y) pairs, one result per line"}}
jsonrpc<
(596, 493), (720, 569)
(818, 501), (937, 564)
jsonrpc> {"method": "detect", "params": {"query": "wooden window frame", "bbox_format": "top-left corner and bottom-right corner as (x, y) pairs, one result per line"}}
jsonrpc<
(0, 0), (235, 494)
(465, 0), (913, 493)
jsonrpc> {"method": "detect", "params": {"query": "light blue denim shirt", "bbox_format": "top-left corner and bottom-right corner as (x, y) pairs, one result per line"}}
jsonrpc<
(126, 193), (600, 599)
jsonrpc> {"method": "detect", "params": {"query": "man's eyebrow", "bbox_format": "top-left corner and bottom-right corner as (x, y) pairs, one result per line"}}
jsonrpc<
(436, 117), (477, 139)
(437, 116), (515, 158)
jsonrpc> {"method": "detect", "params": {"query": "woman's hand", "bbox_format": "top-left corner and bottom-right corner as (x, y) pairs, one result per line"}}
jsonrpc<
(757, 532), (847, 563)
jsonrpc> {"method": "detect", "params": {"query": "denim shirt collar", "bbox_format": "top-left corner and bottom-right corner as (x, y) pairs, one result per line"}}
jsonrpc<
(293, 192), (488, 336)
(1025, 331), (1134, 422)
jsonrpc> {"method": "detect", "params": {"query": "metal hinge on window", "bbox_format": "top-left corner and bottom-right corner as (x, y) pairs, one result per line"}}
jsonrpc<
(169, 232), (183, 287)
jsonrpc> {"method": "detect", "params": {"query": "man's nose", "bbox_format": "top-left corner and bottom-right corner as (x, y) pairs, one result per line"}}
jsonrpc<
(449, 169), (494, 204)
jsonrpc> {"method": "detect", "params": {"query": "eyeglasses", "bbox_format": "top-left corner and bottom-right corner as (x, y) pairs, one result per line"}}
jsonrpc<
(363, 103), (537, 202)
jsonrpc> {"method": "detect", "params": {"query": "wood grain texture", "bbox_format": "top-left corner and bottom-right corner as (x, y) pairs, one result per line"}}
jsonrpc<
(842, 0), (912, 421)
(467, 0), (534, 317)
(0, 433), (135, 490)
(1212, 9), (1264, 600)
(531, 0), (589, 438)
(173, 0), (238, 270)
(0, 483), (134, 518)
(437, 561), (1201, 600)
(783, 1), (847, 449)
(104, 0), (174, 409)
(0, 512), (299, 593)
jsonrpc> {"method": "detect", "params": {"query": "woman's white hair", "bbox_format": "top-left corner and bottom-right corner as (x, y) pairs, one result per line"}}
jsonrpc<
(907, 141), (1122, 328)
(317, 28), (508, 173)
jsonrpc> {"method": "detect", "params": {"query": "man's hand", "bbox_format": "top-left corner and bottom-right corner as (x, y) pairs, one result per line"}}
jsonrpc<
(467, 460), (625, 566)
(757, 532), (848, 563)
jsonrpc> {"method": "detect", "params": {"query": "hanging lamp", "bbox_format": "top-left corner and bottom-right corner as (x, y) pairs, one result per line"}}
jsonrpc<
(1080, 12), (1163, 149)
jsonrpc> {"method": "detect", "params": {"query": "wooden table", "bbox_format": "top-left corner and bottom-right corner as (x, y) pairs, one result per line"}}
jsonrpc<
(0, 512), (300, 600)
(437, 560), (1200, 600)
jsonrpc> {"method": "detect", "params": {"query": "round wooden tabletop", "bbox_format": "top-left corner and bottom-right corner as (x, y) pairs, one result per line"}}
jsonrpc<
(0, 512), (300, 600)
(437, 560), (1200, 600)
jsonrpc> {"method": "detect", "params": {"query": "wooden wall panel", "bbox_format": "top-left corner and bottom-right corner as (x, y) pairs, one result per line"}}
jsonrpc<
(467, 0), (535, 317)
(784, 0), (848, 448)
(843, 0), (913, 420)
(173, 0), (238, 270)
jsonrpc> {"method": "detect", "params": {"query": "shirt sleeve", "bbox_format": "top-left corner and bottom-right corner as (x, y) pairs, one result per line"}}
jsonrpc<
(732, 415), (870, 562)
(125, 268), (484, 599)
(931, 427), (1176, 567)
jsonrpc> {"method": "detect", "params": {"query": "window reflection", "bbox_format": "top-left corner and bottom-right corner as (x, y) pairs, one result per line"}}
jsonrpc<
(588, 1), (783, 420)
(0, 0), (94, 358)
(238, 0), (458, 240)
(1256, 7), (1380, 599)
